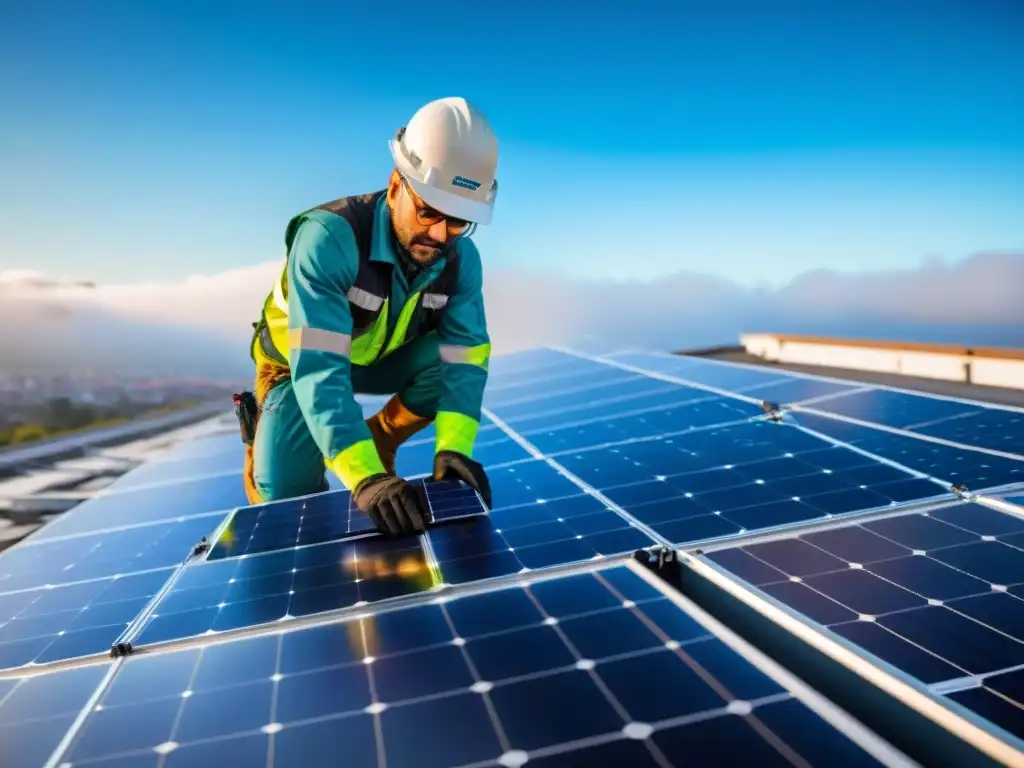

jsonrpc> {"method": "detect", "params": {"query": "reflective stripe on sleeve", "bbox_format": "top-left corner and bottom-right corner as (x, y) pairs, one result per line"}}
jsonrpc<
(288, 327), (352, 357)
(328, 439), (387, 490)
(435, 411), (480, 457)
(439, 343), (491, 368)
(347, 286), (385, 312)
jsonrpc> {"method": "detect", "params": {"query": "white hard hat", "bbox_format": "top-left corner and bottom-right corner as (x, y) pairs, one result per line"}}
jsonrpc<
(389, 97), (499, 225)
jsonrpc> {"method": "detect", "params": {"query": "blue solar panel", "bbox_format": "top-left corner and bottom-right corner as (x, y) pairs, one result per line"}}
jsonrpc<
(521, 397), (763, 455)
(736, 376), (860, 404)
(0, 515), (216, 591)
(207, 480), (487, 560)
(791, 413), (1024, 490)
(0, 664), (108, 767)
(912, 408), (1024, 458)
(0, 568), (173, 669)
(553, 421), (947, 546)
(395, 430), (534, 477)
(15, 345), (1023, 763)
(110, 451), (243, 490)
(29, 473), (249, 541)
(704, 502), (1024, 741)
(801, 388), (984, 428)
(483, 368), (641, 410)
(58, 565), (897, 767)
(133, 536), (431, 646)
(486, 375), (674, 421)
(504, 384), (702, 430)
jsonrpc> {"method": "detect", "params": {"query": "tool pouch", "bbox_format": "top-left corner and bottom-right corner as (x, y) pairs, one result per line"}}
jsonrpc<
(232, 391), (259, 445)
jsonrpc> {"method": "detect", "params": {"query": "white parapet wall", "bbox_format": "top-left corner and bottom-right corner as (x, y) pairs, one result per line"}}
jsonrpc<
(739, 333), (1024, 391)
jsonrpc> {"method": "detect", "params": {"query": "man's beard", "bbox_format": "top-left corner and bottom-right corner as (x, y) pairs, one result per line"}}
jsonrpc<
(393, 222), (447, 265)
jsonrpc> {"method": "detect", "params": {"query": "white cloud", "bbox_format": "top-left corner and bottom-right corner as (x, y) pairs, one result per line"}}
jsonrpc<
(0, 251), (1020, 378)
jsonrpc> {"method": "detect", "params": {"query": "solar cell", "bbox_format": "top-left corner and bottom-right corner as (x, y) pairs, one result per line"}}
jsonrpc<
(0, 514), (215, 591)
(482, 368), (640, 410)
(790, 412), (1024, 490)
(486, 375), (678, 422)
(56, 564), (903, 768)
(207, 480), (487, 560)
(132, 535), (432, 646)
(0, 663), (109, 767)
(911, 408), (1024, 457)
(503, 384), (705, 431)
(29, 473), (249, 541)
(703, 502), (1024, 742)
(428, 495), (655, 583)
(0, 568), (174, 670)
(396, 430), (534, 478)
(550, 420), (947, 546)
(522, 396), (762, 456)
(798, 388), (984, 429)
(594, 351), (1024, 459)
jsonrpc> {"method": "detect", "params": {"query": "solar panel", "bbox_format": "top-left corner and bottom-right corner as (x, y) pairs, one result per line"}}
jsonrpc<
(27, 473), (249, 542)
(54, 564), (910, 767)
(790, 412), (1024, 489)
(605, 350), (1024, 460)
(0, 515), (216, 591)
(4, 345), (1024, 765)
(0, 664), (110, 766)
(0, 568), (174, 669)
(109, 450), (243, 490)
(700, 501), (1024, 743)
(207, 480), (488, 560)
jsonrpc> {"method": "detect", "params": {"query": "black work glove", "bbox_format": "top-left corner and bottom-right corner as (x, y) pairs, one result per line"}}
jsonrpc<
(354, 474), (431, 536)
(433, 451), (492, 509)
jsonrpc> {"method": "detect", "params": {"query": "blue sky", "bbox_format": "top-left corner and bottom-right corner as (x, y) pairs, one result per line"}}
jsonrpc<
(1, 0), (1022, 287)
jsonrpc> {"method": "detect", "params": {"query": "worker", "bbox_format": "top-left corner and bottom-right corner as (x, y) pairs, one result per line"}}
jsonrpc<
(237, 96), (497, 536)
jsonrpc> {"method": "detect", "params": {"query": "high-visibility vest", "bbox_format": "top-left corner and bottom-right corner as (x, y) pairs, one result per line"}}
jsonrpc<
(250, 191), (460, 369)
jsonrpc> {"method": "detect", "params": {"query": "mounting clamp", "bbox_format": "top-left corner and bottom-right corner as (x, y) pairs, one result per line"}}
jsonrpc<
(109, 641), (134, 659)
(190, 536), (210, 559)
(633, 545), (682, 585)
(951, 484), (974, 501)
(760, 401), (785, 423)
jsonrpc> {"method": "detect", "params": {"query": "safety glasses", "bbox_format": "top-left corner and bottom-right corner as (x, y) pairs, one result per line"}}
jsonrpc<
(400, 176), (470, 235)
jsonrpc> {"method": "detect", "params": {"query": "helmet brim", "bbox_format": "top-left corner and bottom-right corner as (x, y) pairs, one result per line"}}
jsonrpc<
(389, 140), (494, 225)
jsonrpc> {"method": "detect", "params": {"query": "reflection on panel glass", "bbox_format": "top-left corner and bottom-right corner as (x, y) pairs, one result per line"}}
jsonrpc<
(0, 569), (173, 670)
(30, 473), (250, 541)
(735, 376), (858, 404)
(0, 664), (109, 767)
(108, 450), (243, 490)
(208, 481), (487, 560)
(135, 537), (433, 646)
(0, 515), (217, 592)
(64, 566), (891, 767)
(706, 503), (1024, 741)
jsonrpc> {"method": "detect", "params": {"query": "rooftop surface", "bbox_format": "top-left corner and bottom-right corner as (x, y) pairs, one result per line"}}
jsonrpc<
(1, 346), (1022, 768)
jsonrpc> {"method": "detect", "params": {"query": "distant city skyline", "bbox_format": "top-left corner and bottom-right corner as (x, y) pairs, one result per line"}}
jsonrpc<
(2, 1), (1023, 289)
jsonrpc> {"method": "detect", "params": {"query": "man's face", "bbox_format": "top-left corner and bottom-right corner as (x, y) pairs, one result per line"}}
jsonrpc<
(387, 172), (470, 264)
